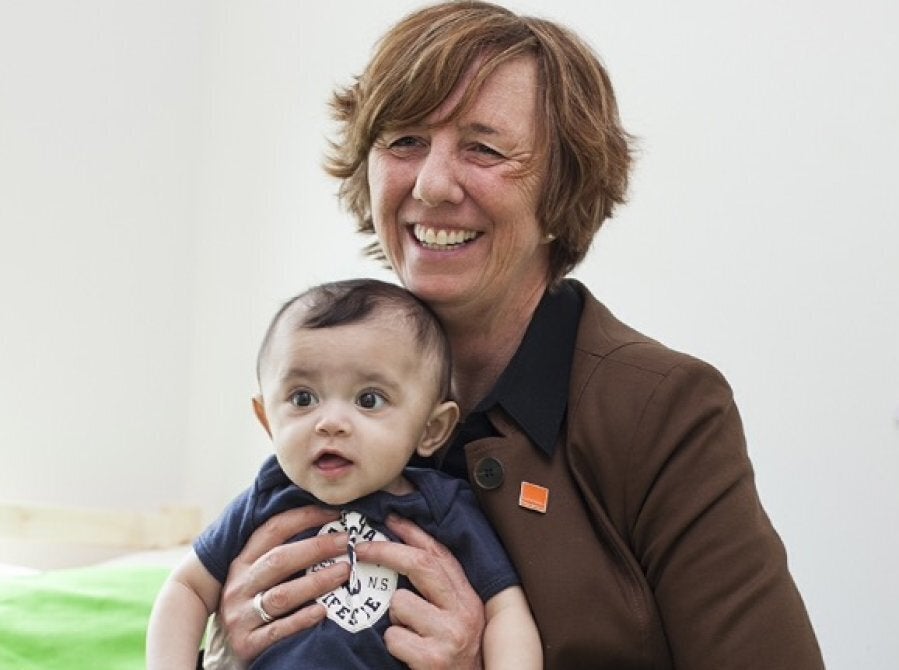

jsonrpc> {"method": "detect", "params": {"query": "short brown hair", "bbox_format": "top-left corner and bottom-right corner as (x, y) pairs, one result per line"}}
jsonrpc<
(326, 0), (633, 282)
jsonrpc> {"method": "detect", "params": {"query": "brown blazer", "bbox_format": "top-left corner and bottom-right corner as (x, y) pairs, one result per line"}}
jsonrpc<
(465, 283), (824, 669)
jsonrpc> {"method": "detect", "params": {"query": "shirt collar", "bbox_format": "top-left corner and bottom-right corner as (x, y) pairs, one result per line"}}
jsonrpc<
(475, 280), (582, 456)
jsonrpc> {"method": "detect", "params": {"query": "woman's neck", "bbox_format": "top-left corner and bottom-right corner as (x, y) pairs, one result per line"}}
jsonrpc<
(437, 282), (548, 417)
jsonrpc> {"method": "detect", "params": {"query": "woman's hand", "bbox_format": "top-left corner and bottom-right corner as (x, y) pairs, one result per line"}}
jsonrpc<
(216, 506), (350, 664)
(355, 514), (486, 670)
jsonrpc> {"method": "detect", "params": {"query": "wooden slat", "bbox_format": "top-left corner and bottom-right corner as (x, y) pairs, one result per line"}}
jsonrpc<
(0, 502), (202, 549)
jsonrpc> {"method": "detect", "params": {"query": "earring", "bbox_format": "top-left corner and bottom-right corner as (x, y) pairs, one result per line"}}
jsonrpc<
(544, 233), (556, 242)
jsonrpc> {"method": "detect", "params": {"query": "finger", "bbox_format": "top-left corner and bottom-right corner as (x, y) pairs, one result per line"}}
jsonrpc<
(360, 515), (469, 607)
(238, 506), (341, 566)
(244, 530), (347, 599)
(354, 514), (438, 575)
(385, 513), (467, 582)
(355, 517), (484, 668)
(382, 621), (440, 670)
(227, 562), (349, 661)
(233, 602), (327, 661)
(385, 590), (482, 670)
(388, 583), (482, 646)
(387, 586), (440, 632)
(260, 560), (350, 619)
(219, 522), (347, 649)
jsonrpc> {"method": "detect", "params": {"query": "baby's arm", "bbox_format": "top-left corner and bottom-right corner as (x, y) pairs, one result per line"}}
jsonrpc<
(483, 585), (542, 669)
(147, 549), (222, 670)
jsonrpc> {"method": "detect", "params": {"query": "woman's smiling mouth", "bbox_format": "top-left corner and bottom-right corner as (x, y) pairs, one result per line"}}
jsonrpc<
(413, 224), (481, 250)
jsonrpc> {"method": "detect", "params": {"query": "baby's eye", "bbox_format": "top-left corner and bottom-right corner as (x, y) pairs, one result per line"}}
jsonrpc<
(290, 390), (317, 408)
(357, 390), (387, 410)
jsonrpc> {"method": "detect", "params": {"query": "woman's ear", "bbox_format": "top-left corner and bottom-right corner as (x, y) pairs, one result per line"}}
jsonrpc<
(417, 400), (461, 458)
(252, 395), (272, 438)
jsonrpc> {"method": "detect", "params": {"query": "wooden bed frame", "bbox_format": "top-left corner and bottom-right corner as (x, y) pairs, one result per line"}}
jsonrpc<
(0, 501), (201, 549)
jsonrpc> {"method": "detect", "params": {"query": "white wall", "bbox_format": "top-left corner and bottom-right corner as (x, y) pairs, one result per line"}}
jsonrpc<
(0, 2), (207, 507)
(1, 1), (897, 667)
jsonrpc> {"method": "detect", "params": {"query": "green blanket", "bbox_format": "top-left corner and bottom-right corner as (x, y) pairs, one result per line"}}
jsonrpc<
(0, 565), (170, 669)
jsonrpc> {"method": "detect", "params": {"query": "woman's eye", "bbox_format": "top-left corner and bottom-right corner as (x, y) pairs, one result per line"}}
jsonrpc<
(290, 390), (316, 407)
(475, 143), (503, 157)
(384, 135), (427, 155)
(468, 143), (505, 165)
(389, 136), (420, 148)
(357, 391), (387, 410)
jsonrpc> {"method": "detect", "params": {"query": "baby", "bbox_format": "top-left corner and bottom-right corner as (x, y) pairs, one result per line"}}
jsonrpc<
(147, 278), (541, 668)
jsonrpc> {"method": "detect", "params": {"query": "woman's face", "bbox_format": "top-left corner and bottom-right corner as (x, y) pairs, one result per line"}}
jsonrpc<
(367, 56), (550, 316)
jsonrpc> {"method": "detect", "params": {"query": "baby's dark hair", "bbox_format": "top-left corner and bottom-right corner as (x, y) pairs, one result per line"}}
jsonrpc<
(257, 279), (452, 400)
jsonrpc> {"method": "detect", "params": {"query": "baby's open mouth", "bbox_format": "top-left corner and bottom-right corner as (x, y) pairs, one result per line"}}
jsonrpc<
(314, 453), (353, 470)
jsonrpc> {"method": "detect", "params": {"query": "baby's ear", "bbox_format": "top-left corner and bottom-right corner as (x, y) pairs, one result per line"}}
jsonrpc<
(252, 395), (272, 438)
(416, 400), (461, 458)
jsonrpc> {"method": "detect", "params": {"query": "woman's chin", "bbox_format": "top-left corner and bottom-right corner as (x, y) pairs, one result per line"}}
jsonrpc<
(402, 276), (472, 307)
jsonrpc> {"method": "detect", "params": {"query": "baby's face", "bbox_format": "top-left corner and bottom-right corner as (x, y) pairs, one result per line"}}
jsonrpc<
(256, 312), (443, 505)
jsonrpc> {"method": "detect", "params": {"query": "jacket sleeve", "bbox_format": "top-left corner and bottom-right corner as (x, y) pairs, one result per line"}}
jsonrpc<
(626, 357), (824, 669)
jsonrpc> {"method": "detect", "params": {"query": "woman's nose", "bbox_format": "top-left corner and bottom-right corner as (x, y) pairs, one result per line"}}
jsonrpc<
(412, 143), (464, 207)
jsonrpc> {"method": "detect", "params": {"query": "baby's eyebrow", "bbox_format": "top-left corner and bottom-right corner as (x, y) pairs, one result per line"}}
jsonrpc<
(278, 367), (312, 384)
(358, 371), (401, 390)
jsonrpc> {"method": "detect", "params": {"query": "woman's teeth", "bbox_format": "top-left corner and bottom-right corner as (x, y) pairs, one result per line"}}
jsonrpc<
(413, 224), (479, 250)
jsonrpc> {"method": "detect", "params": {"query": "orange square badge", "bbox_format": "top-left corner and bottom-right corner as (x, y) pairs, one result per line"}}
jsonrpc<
(518, 481), (549, 513)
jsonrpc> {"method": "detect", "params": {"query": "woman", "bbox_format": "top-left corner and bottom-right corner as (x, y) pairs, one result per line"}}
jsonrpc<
(208, 2), (824, 667)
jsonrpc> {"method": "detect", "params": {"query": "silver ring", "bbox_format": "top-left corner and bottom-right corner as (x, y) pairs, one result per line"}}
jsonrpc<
(253, 590), (276, 624)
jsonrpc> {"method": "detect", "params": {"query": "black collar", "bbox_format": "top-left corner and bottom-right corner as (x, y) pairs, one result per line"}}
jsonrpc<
(473, 279), (582, 456)
(417, 280), (583, 478)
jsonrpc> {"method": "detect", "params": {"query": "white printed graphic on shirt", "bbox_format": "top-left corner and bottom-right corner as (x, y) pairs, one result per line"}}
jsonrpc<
(309, 510), (398, 634)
